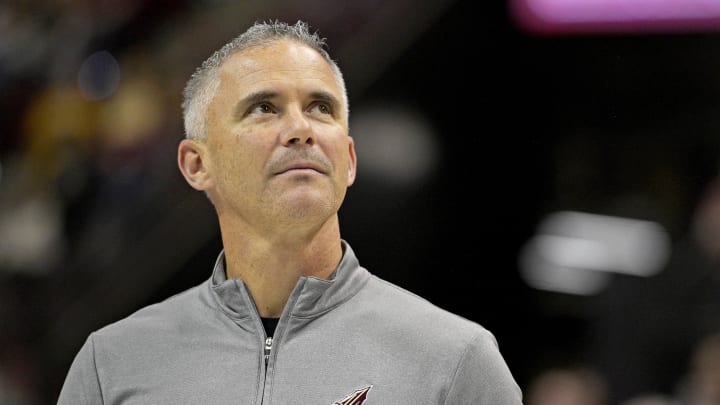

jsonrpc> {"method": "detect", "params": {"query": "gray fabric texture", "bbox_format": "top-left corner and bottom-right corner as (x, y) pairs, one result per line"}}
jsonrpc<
(57, 241), (523, 404)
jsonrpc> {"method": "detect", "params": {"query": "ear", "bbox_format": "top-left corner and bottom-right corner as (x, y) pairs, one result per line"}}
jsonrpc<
(178, 139), (214, 191)
(346, 136), (357, 187)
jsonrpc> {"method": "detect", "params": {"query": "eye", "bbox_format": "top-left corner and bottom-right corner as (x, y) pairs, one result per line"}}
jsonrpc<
(310, 102), (333, 115)
(249, 102), (275, 115)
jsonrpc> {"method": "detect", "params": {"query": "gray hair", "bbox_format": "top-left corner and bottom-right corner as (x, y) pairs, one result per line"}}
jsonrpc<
(182, 20), (349, 140)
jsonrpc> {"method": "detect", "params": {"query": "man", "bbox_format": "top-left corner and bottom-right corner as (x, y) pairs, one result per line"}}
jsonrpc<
(57, 20), (523, 404)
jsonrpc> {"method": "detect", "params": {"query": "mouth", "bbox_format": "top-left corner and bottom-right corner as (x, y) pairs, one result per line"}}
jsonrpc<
(275, 160), (327, 175)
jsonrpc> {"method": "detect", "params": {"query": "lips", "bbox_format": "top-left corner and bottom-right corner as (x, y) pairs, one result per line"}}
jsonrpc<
(275, 160), (327, 175)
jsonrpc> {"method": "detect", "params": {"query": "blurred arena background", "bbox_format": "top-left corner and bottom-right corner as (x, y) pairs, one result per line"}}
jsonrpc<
(2, 1), (720, 404)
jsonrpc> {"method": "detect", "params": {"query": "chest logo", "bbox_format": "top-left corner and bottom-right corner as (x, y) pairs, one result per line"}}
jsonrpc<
(332, 385), (372, 405)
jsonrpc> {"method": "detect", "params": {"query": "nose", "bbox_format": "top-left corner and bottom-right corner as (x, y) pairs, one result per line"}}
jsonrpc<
(280, 106), (315, 146)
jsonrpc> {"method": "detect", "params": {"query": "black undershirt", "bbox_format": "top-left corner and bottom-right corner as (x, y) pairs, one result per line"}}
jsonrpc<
(261, 317), (280, 338)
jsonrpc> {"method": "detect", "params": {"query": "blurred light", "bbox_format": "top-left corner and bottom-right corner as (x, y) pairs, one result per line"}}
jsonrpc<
(519, 211), (671, 295)
(536, 235), (611, 270)
(509, 0), (720, 34)
(520, 245), (612, 295)
(540, 211), (670, 276)
(350, 104), (439, 187)
(527, 367), (607, 405)
(22, 86), (96, 178)
(0, 195), (63, 275)
(98, 76), (164, 150)
(77, 50), (121, 101)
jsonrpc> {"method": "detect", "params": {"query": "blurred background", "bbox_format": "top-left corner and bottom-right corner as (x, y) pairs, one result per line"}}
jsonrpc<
(2, 0), (720, 404)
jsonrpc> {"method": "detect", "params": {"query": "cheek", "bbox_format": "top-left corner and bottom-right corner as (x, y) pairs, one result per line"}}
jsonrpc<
(218, 148), (250, 178)
(219, 133), (271, 178)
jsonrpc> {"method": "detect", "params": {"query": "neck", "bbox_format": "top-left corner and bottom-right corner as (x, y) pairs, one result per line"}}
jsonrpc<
(219, 215), (344, 318)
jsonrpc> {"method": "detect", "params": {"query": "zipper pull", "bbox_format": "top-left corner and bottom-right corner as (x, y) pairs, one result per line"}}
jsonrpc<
(264, 336), (273, 367)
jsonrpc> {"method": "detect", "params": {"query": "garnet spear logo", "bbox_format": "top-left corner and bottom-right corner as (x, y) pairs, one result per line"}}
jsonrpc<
(332, 385), (372, 405)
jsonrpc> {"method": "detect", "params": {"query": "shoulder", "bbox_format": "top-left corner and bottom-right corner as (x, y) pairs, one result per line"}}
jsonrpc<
(351, 274), (522, 399)
(356, 277), (522, 402)
(358, 275), (496, 346)
(93, 282), (209, 343)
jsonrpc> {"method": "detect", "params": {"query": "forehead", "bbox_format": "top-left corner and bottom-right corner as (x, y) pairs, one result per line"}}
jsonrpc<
(217, 40), (341, 96)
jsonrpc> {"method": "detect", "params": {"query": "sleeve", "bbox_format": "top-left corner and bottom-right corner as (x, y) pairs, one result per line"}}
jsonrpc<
(443, 329), (524, 405)
(56, 334), (104, 405)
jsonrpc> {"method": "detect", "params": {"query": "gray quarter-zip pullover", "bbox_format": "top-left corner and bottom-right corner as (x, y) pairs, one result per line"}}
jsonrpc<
(57, 241), (523, 404)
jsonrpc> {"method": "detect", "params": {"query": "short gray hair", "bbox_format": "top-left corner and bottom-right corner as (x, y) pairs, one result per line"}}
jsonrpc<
(182, 20), (348, 140)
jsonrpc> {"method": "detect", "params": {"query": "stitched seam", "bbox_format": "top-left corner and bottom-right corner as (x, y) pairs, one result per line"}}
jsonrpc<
(90, 334), (105, 405)
(441, 331), (479, 405)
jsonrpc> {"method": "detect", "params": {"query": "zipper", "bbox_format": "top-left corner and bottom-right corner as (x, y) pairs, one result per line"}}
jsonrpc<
(264, 336), (273, 368)
(260, 335), (273, 405)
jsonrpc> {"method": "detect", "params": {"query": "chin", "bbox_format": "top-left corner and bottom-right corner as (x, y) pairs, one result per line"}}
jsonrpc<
(280, 194), (336, 218)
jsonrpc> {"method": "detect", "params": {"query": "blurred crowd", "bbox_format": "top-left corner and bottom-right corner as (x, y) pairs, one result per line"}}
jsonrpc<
(0, 1), (224, 403)
(526, 331), (720, 405)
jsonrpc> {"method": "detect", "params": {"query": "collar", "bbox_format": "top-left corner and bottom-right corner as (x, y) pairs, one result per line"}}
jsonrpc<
(208, 240), (370, 320)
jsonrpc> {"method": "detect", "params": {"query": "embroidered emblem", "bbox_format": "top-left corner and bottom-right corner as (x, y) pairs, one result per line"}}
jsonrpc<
(332, 385), (372, 405)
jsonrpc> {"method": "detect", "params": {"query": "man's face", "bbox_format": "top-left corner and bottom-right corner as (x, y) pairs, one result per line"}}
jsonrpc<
(200, 40), (356, 233)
